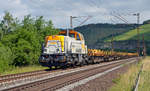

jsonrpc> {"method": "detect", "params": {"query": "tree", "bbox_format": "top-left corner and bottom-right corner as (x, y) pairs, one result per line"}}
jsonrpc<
(35, 16), (45, 32)
(143, 20), (150, 24)
(2, 11), (14, 34)
(0, 43), (13, 72)
(0, 29), (3, 40)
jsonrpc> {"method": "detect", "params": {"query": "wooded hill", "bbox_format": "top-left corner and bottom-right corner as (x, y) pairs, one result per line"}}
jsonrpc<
(105, 22), (150, 55)
(106, 24), (150, 41)
(75, 23), (137, 47)
(75, 20), (150, 55)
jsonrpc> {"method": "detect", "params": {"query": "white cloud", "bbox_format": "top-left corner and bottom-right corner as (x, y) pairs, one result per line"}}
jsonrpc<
(0, 0), (29, 18)
(0, 0), (149, 28)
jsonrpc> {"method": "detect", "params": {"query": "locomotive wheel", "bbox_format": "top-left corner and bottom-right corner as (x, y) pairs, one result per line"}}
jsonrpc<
(49, 66), (52, 70)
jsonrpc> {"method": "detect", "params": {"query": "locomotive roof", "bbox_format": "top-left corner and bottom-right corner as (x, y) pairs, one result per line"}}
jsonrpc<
(59, 30), (82, 35)
(59, 30), (84, 40)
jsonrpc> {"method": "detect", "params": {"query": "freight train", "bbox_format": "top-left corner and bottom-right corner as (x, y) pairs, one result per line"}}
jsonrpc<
(39, 30), (138, 68)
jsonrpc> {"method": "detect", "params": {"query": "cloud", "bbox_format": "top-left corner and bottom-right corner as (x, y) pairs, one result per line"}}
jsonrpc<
(0, 0), (150, 28)
(0, 0), (29, 17)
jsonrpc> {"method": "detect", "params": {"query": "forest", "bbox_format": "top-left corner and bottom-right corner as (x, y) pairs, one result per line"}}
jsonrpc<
(75, 23), (137, 46)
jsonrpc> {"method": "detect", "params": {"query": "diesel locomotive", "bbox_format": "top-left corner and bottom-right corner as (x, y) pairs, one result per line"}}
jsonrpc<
(39, 30), (89, 68)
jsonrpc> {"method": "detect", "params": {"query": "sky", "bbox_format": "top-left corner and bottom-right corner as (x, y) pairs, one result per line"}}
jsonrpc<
(0, 0), (150, 28)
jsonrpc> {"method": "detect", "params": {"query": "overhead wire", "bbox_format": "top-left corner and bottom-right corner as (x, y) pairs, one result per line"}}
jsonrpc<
(110, 11), (129, 24)
(112, 11), (129, 23)
(78, 16), (93, 26)
(90, 0), (100, 9)
(86, 0), (111, 23)
(72, 15), (93, 27)
(112, 15), (128, 24)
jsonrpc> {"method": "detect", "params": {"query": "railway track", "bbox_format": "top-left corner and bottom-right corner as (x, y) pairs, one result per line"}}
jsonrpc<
(2, 57), (140, 91)
(0, 62), (116, 85)
(0, 70), (47, 82)
(0, 58), (130, 85)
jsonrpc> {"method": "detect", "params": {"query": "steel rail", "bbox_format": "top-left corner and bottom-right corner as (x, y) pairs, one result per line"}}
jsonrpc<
(3, 57), (139, 91)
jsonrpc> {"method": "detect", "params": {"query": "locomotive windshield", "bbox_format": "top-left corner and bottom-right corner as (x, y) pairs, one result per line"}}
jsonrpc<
(59, 30), (84, 40)
(76, 34), (80, 40)
(59, 33), (66, 36)
(69, 33), (75, 38)
(59, 32), (75, 38)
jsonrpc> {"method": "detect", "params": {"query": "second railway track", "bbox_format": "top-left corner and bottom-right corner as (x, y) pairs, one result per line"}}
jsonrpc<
(1, 57), (140, 91)
(0, 70), (48, 82)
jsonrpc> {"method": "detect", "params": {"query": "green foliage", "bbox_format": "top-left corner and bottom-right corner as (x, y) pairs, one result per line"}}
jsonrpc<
(104, 24), (150, 55)
(143, 20), (150, 24)
(1, 65), (48, 76)
(75, 23), (136, 46)
(107, 24), (150, 41)
(112, 76), (121, 84)
(0, 12), (59, 73)
(0, 43), (14, 72)
(109, 62), (142, 91)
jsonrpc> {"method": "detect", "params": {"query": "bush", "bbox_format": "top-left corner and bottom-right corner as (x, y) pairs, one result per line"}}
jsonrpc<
(0, 43), (14, 73)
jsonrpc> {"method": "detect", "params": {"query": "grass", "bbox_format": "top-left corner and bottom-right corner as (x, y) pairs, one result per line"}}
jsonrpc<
(0, 65), (48, 76)
(109, 57), (150, 91)
(138, 57), (150, 91)
(109, 60), (142, 91)
(106, 24), (150, 41)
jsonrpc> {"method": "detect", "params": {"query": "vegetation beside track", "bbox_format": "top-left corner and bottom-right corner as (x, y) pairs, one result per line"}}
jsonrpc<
(110, 57), (150, 91)
(109, 58), (142, 91)
(138, 57), (150, 91)
(0, 12), (59, 73)
(0, 65), (48, 76)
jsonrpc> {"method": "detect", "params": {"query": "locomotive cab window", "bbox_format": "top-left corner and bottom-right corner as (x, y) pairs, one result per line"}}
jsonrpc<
(76, 34), (81, 40)
(69, 33), (75, 38)
(59, 33), (66, 36)
(80, 33), (84, 40)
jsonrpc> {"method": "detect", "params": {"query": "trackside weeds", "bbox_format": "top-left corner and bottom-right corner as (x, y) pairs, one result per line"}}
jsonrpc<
(0, 65), (48, 76)
(110, 57), (150, 91)
(138, 57), (150, 91)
